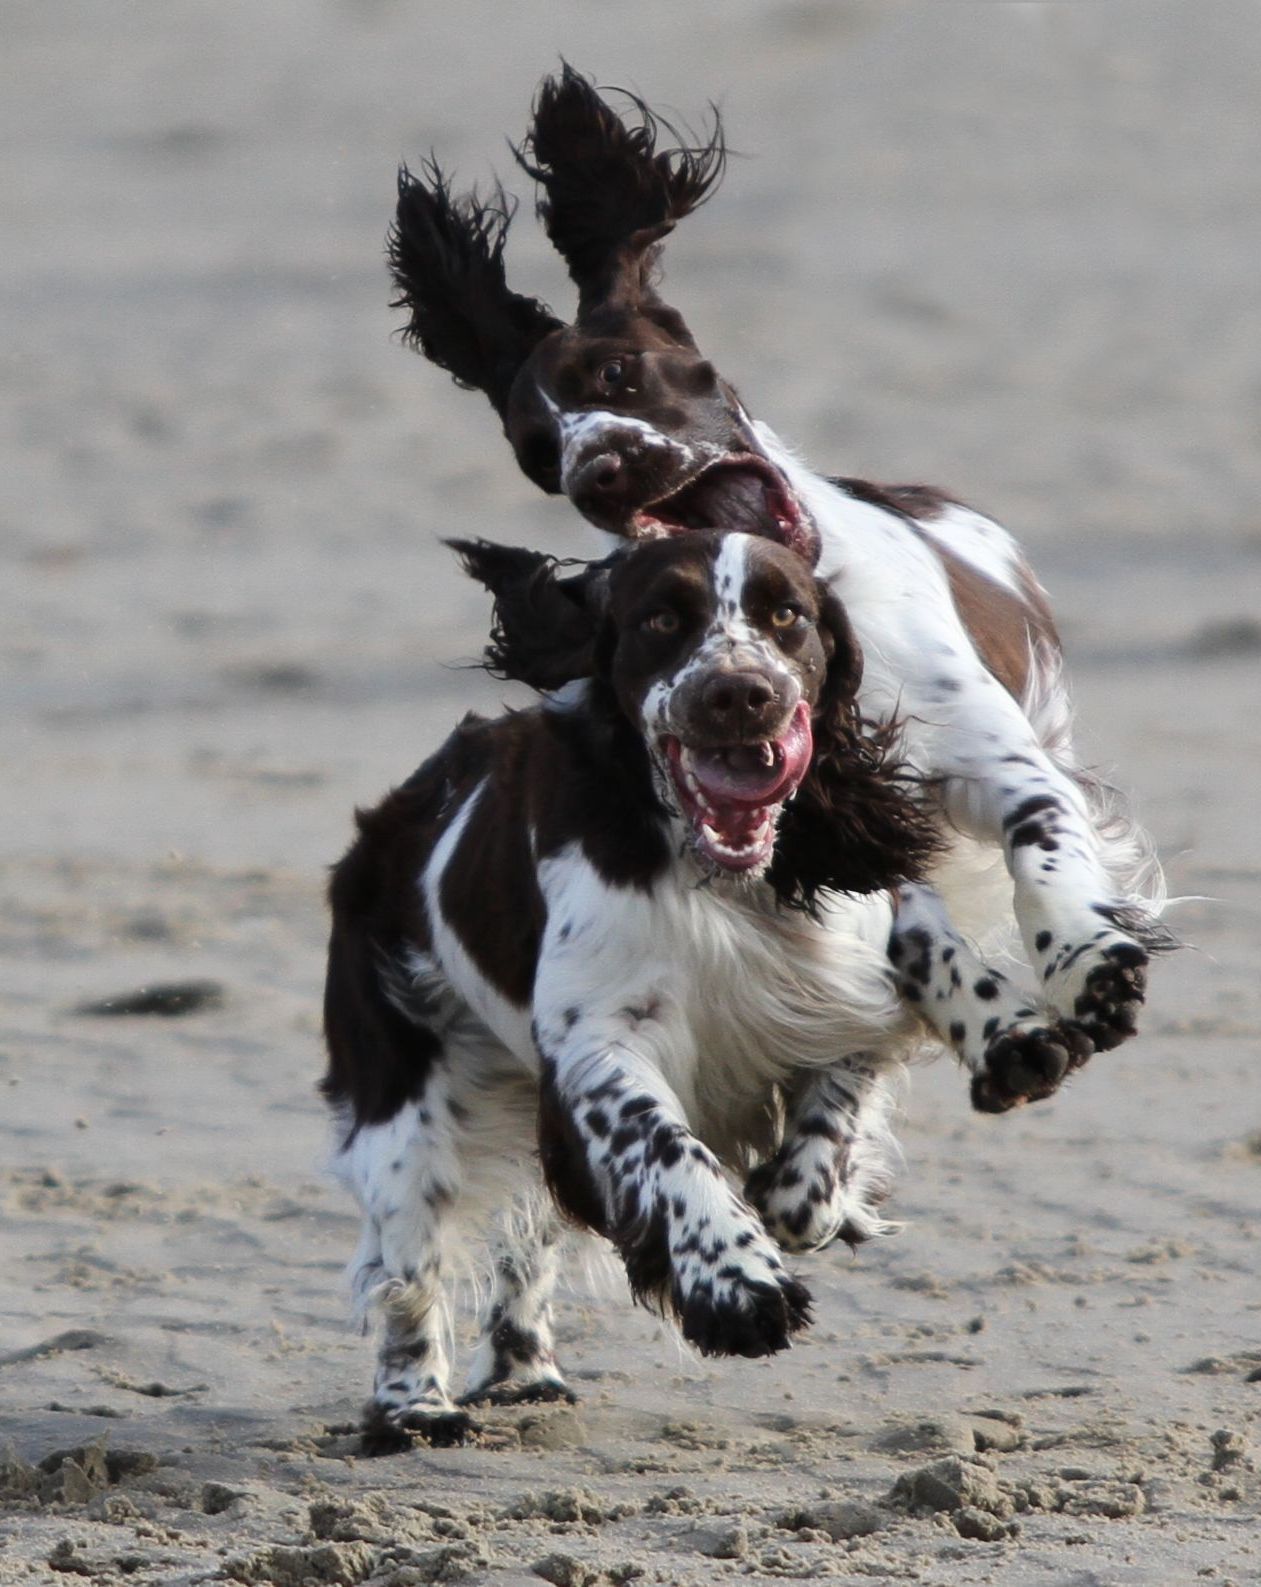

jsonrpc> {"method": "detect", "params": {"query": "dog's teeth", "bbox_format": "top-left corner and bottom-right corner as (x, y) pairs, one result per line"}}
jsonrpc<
(756, 741), (774, 766)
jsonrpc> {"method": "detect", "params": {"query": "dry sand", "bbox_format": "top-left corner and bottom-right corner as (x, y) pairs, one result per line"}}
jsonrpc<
(3, 3), (1260, 1583)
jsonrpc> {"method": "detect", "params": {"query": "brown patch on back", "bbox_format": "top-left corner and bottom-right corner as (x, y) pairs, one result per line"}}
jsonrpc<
(934, 548), (1059, 700)
(833, 476), (1060, 699)
(832, 477), (955, 523)
(884, 484), (954, 521)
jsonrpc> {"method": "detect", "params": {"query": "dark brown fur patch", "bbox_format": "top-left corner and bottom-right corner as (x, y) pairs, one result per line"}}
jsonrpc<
(389, 163), (562, 418)
(322, 741), (462, 1128)
(767, 586), (943, 911)
(935, 550), (1059, 699)
(437, 724), (548, 1009)
(536, 1063), (611, 1237)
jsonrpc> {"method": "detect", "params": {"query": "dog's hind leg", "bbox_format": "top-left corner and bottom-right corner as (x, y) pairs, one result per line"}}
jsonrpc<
(336, 1069), (474, 1452)
(536, 1041), (812, 1360)
(461, 1204), (575, 1406)
(745, 1058), (900, 1253)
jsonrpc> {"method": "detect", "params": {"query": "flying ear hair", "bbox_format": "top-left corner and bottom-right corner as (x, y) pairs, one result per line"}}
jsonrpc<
(447, 538), (613, 692)
(389, 162), (562, 416)
(515, 63), (726, 311)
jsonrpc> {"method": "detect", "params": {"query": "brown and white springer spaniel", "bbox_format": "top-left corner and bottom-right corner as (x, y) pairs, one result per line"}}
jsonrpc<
(386, 66), (1173, 1114)
(323, 531), (938, 1447)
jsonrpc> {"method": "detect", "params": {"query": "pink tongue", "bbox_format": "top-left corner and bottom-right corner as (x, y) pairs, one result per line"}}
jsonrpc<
(691, 744), (788, 804)
(690, 704), (813, 808)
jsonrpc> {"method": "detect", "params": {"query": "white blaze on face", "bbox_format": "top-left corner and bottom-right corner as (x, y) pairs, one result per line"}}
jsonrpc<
(696, 534), (805, 711)
(538, 391), (689, 495)
(639, 534), (803, 742)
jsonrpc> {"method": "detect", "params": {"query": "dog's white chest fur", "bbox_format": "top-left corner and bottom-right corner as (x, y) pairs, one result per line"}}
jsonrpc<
(529, 843), (905, 1156)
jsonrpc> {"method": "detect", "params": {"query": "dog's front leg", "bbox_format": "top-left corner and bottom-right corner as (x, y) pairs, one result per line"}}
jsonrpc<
(936, 711), (1168, 1052)
(745, 1057), (901, 1252)
(535, 1030), (811, 1358)
(890, 880), (1093, 1112)
(461, 1208), (575, 1407)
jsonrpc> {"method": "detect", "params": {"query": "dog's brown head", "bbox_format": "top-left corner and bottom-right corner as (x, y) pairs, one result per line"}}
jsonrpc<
(451, 531), (940, 902)
(390, 67), (818, 563)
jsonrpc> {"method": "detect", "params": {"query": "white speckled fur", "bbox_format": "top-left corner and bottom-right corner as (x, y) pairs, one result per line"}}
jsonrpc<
(755, 423), (1165, 1016)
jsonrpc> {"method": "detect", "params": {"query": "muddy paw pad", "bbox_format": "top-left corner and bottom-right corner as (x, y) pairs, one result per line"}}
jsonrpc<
(971, 1028), (1074, 1114)
(680, 1272), (812, 1358)
(360, 1404), (475, 1455)
(1073, 946), (1148, 1051)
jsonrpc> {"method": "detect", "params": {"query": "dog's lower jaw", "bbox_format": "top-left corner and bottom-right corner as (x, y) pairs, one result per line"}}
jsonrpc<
(650, 756), (787, 883)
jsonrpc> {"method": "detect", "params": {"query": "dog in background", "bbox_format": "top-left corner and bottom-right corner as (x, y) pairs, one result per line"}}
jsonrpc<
(386, 66), (1173, 1119)
(323, 530), (938, 1446)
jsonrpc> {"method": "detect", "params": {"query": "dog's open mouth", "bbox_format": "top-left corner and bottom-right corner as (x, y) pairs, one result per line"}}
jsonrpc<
(660, 702), (813, 873)
(631, 456), (819, 565)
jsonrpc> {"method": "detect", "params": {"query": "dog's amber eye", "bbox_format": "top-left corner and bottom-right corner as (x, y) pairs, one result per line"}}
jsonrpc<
(597, 359), (625, 390)
(770, 604), (804, 630)
(642, 609), (680, 635)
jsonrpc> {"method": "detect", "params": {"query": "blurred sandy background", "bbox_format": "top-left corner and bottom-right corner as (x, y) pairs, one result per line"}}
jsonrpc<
(2, 3), (1259, 1584)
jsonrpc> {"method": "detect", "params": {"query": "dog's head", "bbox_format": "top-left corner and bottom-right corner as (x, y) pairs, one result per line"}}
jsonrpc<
(391, 67), (819, 564)
(603, 531), (834, 875)
(453, 531), (939, 901)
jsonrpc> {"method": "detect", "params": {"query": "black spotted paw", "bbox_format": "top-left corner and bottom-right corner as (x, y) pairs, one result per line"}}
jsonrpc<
(360, 1400), (476, 1455)
(745, 1151), (845, 1253)
(1070, 944), (1148, 1052)
(971, 1023), (1090, 1114)
(678, 1268), (813, 1359)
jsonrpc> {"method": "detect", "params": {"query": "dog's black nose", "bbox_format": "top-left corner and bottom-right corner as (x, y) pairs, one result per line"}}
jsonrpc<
(568, 451), (627, 505)
(700, 671), (779, 728)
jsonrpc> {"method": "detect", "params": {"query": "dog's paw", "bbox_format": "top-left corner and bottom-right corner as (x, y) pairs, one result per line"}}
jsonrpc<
(459, 1377), (577, 1408)
(617, 1144), (814, 1356)
(360, 1399), (475, 1455)
(970, 1022), (1091, 1113)
(1037, 904), (1171, 1050)
(746, 1148), (848, 1253)
(1067, 943), (1148, 1052)
(678, 1265), (813, 1358)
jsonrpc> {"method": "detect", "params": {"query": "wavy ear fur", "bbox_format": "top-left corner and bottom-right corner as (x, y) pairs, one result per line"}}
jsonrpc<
(389, 162), (563, 416)
(768, 589), (943, 912)
(448, 538), (614, 692)
(516, 63), (726, 317)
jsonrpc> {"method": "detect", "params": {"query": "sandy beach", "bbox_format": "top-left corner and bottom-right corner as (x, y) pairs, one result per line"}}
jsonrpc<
(2, 3), (1259, 1582)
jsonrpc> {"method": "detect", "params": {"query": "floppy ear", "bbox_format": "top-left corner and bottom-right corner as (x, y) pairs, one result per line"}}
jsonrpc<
(516, 64), (726, 323)
(815, 587), (865, 713)
(389, 162), (564, 417)
(448, 538), (612, 692)
(767, 589), (943, 911)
